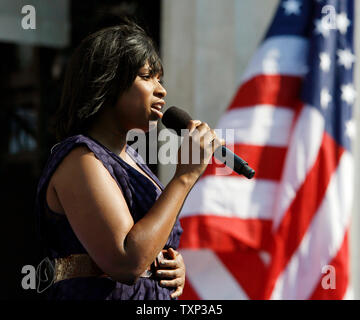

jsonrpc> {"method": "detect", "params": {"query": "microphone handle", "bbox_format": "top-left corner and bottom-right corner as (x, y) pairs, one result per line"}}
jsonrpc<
(213, 145), (255, 179)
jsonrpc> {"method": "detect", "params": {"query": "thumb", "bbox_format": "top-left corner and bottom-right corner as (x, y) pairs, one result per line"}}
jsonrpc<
(167, 247), (177, 259)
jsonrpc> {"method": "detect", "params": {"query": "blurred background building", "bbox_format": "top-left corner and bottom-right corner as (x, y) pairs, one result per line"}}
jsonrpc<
(1, 0), (358, 299)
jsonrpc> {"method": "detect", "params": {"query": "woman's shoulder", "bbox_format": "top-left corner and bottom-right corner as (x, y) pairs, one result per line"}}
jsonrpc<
(40, 135), (114, 187)
(50, 134), (119, 168)
(51, 134), (104, 156)
(50, 143), (118, 197)
(49, 134), (115, 174)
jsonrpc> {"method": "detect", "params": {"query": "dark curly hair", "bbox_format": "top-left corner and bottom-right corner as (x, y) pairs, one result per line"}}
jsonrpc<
(55, 19), (163, 141)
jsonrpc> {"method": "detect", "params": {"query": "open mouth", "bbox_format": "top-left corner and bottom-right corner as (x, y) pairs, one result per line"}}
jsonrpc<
(150, 104), (164, 118)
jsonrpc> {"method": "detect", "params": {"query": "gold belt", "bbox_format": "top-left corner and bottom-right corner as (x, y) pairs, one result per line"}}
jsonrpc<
(51, 253), (158, 284)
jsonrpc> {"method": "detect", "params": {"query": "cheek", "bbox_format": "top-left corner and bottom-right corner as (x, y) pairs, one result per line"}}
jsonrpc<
(124, 86), (151, 108)
(114, 83), (154, 126)
(114, 97), (148, 129)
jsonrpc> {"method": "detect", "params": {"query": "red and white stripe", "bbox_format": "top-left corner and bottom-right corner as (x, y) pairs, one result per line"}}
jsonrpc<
(178, 35), (352, 299)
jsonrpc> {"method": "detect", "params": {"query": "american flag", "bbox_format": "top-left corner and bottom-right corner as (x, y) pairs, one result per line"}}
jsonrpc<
(178, 0), (355, 300)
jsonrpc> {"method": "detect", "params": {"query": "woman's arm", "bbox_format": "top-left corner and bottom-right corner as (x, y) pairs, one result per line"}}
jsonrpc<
(52, 121), (222, 284)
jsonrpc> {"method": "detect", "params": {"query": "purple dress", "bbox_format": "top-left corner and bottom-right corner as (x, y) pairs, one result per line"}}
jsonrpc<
(35, 134), (183, 300)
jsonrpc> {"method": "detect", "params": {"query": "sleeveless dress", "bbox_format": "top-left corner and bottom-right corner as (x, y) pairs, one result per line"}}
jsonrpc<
(35, 134), (183, 300)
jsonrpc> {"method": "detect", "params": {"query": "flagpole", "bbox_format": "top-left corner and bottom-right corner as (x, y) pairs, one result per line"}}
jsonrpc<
(350, 0), (360, 300)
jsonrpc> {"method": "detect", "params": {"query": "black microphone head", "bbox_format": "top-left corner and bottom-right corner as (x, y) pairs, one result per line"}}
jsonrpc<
(242, 165), (256, 179)
(161, 106), (193, 136)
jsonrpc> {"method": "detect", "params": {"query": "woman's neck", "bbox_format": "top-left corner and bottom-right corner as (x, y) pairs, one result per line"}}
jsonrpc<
(87, 125), (128, 158)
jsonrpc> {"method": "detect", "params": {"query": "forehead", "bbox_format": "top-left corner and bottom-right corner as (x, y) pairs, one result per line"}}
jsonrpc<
(140, 57), (163, 76)
(139, 63), (151, 71)
(138, 63), (162, 77)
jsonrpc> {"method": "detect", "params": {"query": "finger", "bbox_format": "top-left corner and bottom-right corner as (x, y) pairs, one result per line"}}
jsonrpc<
(212, 135), (226, 152)
(167, 247), (178, 259)
(211, 129), (225, 145)
(192, 122), (210, 137)
(208, 129), (224, 147)
(170, 249), (185, 268)
(210, 139), (220, 154)
(155, 250), (167, 267)
(187, 120), (202, 134)
(159, 259), (177, 268)
(159, 278), (181, 288)
(170, 286), (183, 299)
(156, 269), (180, 279)
(203, 130), (215, 146)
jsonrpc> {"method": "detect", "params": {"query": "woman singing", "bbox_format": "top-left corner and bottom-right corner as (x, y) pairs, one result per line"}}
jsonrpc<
(35, 19), (223, 300)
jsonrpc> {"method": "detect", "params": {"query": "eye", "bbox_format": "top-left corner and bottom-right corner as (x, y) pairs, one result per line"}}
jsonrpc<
(139, 74), (151, 80)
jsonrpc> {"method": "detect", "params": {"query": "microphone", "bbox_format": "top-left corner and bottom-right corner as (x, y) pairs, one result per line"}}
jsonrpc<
(162, 106), (255, 179)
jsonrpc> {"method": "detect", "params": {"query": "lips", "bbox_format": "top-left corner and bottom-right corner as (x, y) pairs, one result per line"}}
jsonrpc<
(151, 104), (163, 111)
(150, 102), (165, 118)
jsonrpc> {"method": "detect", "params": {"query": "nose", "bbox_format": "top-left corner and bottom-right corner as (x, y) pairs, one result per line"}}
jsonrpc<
(155, 81), (167, 98)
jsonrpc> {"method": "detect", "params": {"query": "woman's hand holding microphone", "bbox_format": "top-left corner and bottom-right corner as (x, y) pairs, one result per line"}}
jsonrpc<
(174, 120), (225, 183)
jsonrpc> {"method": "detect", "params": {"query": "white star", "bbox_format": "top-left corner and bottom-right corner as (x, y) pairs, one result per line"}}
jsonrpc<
(345, 120), (356, 139)
(282, 0), (302, 16)
(314, 19), (331, 38)
(319, 52), (331, 72)
(337, 12), (351, 34)
(341, 83), (357, 105)
(337, 48), (355, 70)
(320, 88), (332, 109)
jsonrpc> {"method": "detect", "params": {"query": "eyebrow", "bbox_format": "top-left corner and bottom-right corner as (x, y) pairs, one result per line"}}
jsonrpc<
(139, 61), (163, 76)
(138, 68), (151, 74)
(138, 68), (162, 78)
(139, 65), (151, 71)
